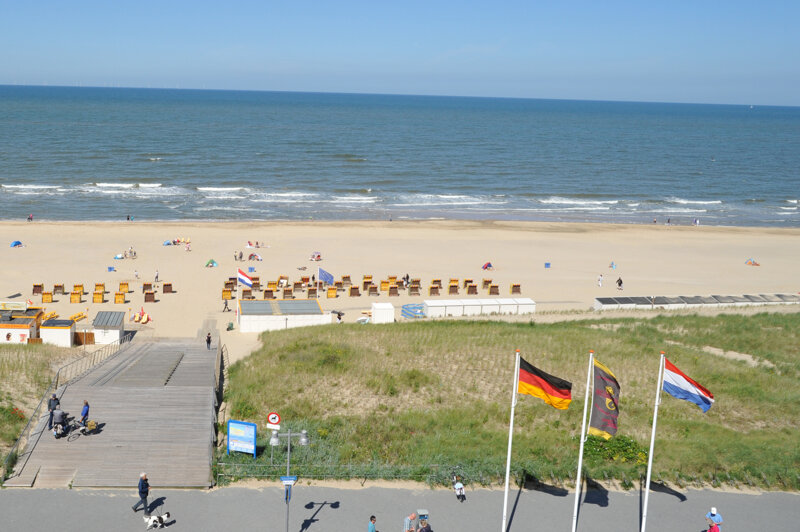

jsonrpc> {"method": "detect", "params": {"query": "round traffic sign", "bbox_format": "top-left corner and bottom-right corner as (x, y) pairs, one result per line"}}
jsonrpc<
(268, 412), (281, 425)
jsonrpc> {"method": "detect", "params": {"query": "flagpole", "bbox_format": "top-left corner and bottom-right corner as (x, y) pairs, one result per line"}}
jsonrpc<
(500, 349), (521, 532)
(641, 352), (665, 532)
(571, 350), (594, 532)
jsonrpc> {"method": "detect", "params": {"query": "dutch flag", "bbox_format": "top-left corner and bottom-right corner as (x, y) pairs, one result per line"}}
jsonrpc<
(237, 268), (253, 288)
(662, 358), (714, 413)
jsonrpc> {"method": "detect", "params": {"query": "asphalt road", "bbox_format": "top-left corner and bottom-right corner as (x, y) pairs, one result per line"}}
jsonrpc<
(0, 482), (797, 531)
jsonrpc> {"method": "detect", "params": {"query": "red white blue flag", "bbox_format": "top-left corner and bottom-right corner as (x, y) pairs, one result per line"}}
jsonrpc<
(662, 358), (714, 413)
(237, 268), (253, 288)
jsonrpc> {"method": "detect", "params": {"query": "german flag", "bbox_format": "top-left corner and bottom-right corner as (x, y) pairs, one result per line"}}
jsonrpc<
(518, 356), (573, 410)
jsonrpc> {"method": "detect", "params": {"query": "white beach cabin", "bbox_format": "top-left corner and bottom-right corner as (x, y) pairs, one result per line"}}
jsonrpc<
(39, 319), (76, 348)
(238, 299), (331, 333)
(92, 311), (126, 344)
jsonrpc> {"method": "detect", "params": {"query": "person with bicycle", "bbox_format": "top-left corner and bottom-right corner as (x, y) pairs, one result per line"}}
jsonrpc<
(705, 507), (723, 530)
(52, 404), (66, 438)
(79, 400), (90, 427)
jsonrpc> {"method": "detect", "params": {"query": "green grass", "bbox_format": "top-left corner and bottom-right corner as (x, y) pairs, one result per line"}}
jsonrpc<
(220, 312), (800, 489)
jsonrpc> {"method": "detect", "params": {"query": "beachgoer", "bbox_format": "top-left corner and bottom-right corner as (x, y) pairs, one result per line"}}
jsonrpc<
(403, 512), (417, 532)
(666, 217), (671, 225)
(154, 270), (159, 283)
(653, 217), (657, 224)
(132, 472), (150, 515)
(134, 270), (139, 279)
(234, 251), (238, 262)
(311, 274), (316, 285)
(708, 524), (719, 532)
(79, 400), (89, 427)
(616, 277), (623, 290)
(52, 405), (66, 436)
(47, 393), (60, 429)
(223, 299), (230, 312)
(27, 213), (33, 222)
(705, 507), (723, 529)
(367, 515), (378, 532)
(206, 333), (212, 350)
(238, 251), (243, 261)
(126, 215), (130, 221)
(597, 274), (603, 287)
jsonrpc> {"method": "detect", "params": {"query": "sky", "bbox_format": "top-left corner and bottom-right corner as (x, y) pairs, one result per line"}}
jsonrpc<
(1, 0), (798, 106)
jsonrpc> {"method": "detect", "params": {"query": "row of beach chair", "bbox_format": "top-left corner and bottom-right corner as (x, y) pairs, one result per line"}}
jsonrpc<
(34, 281), (173, 305)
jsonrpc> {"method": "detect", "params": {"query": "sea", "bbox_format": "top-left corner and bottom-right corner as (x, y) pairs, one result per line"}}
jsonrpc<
(1, 85), (798, 226)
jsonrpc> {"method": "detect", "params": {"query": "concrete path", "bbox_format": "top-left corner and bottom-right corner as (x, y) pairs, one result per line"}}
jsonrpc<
(0, 483), (796, 531)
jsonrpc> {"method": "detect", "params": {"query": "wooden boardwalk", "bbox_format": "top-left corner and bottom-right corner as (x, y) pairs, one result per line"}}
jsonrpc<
(5, 338), (218, 489)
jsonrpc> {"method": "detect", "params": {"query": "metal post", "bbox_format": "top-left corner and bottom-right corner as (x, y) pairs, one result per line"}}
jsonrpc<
(285, 428), (292, 532)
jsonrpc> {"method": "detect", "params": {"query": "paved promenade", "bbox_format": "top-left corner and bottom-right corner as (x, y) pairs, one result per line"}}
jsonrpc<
(0, 483), (796, 531)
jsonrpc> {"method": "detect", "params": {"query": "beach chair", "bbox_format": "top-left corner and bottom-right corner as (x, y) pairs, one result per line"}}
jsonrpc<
(94, 283), (105, 293)
(410, 278), (421, 288)
(144, 291), (156, 303)
(388, 275), (397, 284)
(114, 292), (126, 304)
(363, 274), (373, 283)
(162, 283), (173, 294)
(510, 283), (521, 295)
(222, 289), (232, 300)
(143, 282), (153, 293)
(349, 286), (361, 297)
(380, 280), (390, 292)
(267, 280), (278, 291)
(263, 289), (274, 300)
(488, 284), (500, 296)
(53, 283), (65, 295)
(307, 288), (318, 299)
(224, 280), (235, 290)
(388, 285), (399, 297)
(362, 280), (373, 291)
(32, 283), (43, 295)
(70, 291), (82, 304)
(429, 285), (440, 296)
(448, 283), (459, 295)
(463, 278), (473, 288)
(283, 288), (294, 299)
(293, 281), (305, 292)
(431, 279), (442, 288)
(327, 287), (338, 299)
(482, 279), (492, 290)
(251, 278), (261, 290)
(73, 284), (84, 295)
(409, 286), (421, 296)
(242, 288), (252, 299)
(467, 284), (478, 295)
(342, 275), (352, 286)
(368, 285), (379, 296)
(228, 276), (238, 287)
(93, 291), (104, 304)
(278, 275), (289, 287)
(119, 282), (129, 293)
(300, 276), (310, 285)
(42, 292), (53, 303)
(449, 278), (458, 286)
(43, 311), (58, 321)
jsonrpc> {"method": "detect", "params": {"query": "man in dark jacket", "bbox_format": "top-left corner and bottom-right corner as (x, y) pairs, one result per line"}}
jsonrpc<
(132, 472), (150, 515)
(47, 393), (60, 429)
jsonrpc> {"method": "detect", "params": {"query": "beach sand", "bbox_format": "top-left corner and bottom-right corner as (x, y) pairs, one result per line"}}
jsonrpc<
(2, 220), (798, 362)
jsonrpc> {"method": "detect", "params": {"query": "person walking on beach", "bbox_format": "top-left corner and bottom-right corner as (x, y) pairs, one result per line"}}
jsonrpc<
(27, 213), (33, 222)
(206, 333), (212, 350)
(47, 393), (60, 430)
(597, 274), (603, 287)
(154, 269), (159, 283)
(403, 512), (417, 532)
(367, 515), (378, 532)
(132, 472), (150, 515)
(134, 269), (139, 280)
(616, 277), (623, 290)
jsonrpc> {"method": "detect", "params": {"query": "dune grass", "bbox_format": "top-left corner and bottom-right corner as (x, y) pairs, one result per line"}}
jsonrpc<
(221, 312), (800, 489)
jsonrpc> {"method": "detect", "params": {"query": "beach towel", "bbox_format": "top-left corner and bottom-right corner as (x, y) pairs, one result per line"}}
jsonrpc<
(163, 240), (172, 246)
(114, 254), (124, 259)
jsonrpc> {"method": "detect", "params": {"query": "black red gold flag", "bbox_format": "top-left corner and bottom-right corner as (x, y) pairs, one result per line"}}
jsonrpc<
(518, 356), (572, 410)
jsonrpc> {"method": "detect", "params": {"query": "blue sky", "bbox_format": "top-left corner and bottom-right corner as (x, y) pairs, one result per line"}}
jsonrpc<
(1, 1), (798, 105)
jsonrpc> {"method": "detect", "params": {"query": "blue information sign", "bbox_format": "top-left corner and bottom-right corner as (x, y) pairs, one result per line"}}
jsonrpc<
(227, 419), (257, 458)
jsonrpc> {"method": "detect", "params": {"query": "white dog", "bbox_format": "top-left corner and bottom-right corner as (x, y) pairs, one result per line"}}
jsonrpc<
(143, 511), (171, 529)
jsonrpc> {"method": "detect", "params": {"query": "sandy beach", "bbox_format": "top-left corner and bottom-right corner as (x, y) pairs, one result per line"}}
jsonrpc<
(2, 220), (798, 361)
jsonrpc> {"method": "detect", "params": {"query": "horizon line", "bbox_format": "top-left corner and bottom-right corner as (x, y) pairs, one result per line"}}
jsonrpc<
(1, 83), (796, 110)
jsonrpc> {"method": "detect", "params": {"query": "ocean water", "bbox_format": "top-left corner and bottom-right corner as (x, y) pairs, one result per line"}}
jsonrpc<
(1, 85), (798, 226)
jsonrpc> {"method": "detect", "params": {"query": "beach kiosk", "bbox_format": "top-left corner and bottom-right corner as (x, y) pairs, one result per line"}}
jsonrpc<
(237, 299), (331, 333)
(92, 310), (126, 344)
(40, 319), (76, 348)
(370, 302), (395, 324)
(0, 312), (38, 344)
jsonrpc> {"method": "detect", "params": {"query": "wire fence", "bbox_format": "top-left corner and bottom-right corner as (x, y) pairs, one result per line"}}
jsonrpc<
(1, 331), (135, 483)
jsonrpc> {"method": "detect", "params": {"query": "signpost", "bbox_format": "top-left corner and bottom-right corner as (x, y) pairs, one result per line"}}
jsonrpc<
(226, 420), (257, 458)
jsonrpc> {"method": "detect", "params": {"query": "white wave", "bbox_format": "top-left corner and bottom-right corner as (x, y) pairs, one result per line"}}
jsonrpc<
(628, 203), (640, 207)
(539, 196), (619, 206)
(779, 206), (798, 211)
(667, 197), (722, 205)
(653, 208), (707, 213)
(148, 157), (162, 161)
(95, 182), (136, 188)
(138, 183), (162, 188)
(263, 192), (316, 198)
(787, 199), (798, 204)
(330, 196), (378, 203)
(197, 186), (247, 192)
(2, 184), (61, 190)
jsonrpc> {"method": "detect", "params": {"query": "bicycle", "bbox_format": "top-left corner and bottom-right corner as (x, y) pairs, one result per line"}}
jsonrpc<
(67, 418), (98, 442)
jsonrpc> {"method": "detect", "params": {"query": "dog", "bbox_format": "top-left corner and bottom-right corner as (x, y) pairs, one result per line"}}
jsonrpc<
(143, 511), (170, 529)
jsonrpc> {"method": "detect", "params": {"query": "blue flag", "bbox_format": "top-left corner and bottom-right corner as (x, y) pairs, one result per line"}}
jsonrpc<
(318, 268), (334, 285)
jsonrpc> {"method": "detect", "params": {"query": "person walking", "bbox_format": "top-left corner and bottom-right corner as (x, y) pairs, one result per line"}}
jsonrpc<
(206, 333), (212, 350)
(597, 274), (603, 287)
(154, 270), (159, 283)
(79, 400), (90, 427)
(616, 277), (623, 290)
(367, 515), (378, 532)
(705, 507), (723, 529)
(132, 472), (150, 515)
(47, 393), (60, 430)
(403, 512), (417, 532)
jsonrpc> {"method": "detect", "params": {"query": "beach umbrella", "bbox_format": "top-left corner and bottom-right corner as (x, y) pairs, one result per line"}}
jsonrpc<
(205, 259), (218, 267)
(10, 240), (22, 247)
